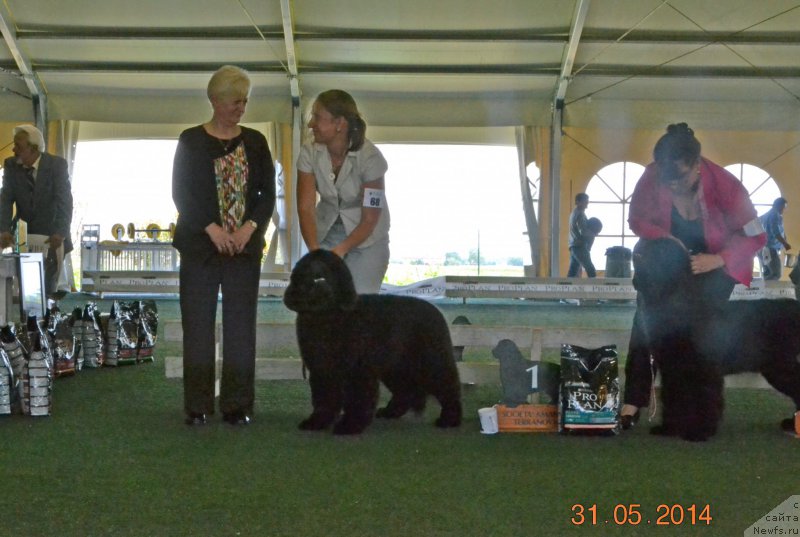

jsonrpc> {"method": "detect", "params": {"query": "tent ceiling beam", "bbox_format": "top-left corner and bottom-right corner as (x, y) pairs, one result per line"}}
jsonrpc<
(279, 0), (301, 105)
(0, 2), (47, 127)
(16, 61), (800, 79)
(15, 25), (800, 46)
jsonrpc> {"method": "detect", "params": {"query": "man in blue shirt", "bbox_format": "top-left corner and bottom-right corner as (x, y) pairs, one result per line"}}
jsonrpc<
(758, 197), (791, 280)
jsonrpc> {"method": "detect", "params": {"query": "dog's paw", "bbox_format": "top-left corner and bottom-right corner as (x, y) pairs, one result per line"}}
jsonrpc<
(332, 417), (368, 435)
(298, 412), (335, 431)
(376, 405), (406, 419)
(375, 407), (393, 419)
(681, 430), (712, 442)
(434, 416), (461, 428)
(434, 404), (462, 428)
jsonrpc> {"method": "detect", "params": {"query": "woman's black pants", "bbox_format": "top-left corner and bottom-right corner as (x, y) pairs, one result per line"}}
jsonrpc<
(180, 253), (260, 416)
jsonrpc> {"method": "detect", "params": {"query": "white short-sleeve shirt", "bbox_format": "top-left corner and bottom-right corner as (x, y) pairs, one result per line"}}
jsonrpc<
(297, 139), (390, 248)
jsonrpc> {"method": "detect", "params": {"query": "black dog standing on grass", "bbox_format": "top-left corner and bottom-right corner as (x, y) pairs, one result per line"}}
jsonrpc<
(283, 249), (463, 435)
(633, 238), (800, 441)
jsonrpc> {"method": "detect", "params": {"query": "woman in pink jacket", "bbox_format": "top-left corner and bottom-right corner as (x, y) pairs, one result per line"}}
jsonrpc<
(621, 123), (766, 429)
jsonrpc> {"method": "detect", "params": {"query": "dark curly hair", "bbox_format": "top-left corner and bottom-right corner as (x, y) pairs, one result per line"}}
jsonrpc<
(653, 123), (701, 182)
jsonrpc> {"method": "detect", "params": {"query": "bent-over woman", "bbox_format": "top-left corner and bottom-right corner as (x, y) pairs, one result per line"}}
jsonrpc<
(296, 89), (390, 294)
(621, 122), (765, 429)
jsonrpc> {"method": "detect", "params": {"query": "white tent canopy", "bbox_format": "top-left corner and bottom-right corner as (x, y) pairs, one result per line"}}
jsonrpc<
(0, 0), (798, 131)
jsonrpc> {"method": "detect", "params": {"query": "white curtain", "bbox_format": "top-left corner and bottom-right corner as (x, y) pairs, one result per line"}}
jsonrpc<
(53, 120), (80, 292)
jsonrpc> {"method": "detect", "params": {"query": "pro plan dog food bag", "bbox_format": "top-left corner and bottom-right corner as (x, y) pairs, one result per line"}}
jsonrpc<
(69, 308), (84, 371)
(22, 330), (52, 417)
(45, 306), (78, 378)
(137, 300), (158, 363)
(106, 301), (139, 367)
(1, 319), (53, 417)
(81, 303), (105, 368)
(559, 344), (620, 435)
(0, 347), (13, 415)
(106, 300), (158, 366)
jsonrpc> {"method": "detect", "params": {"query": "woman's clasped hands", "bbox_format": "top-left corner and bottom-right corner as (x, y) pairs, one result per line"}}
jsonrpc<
(206, 222), (253, 256)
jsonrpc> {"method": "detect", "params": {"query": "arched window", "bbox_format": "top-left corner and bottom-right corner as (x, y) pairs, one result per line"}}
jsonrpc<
(584, 161), (645, 271)
(724, 163), (782, 214)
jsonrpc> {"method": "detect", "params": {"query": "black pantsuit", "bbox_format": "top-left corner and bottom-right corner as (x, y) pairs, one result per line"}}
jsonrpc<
(172, 125), (276, 419)
(180, 253), (261, 415)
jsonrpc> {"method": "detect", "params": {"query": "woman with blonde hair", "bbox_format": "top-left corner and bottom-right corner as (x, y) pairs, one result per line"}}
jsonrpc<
(296, 89), (390, 293)
(172, 65), (276, 426)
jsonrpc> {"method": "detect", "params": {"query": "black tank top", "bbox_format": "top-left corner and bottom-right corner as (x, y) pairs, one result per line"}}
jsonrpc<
(670, 205), (706, 254)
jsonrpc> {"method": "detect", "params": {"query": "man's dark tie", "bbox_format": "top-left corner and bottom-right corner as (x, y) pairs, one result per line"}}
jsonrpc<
(24, 167), (35, 191)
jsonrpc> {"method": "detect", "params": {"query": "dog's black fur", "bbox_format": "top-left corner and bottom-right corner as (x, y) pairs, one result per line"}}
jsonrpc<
(633, 238), (800, 441)
(283, 249), (462, 435)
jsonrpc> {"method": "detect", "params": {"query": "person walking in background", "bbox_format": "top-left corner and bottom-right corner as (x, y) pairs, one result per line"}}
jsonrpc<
(172, 65), (276, 426)
(620, 122), (765, 430)
(296, 89), (390, 294)
(758, 197), (790, 281)
(567, 193), (597, 278)
(0, 124), (73, 298)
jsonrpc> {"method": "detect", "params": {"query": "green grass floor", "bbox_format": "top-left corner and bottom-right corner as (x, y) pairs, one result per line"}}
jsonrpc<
(1, 362), (797, 537)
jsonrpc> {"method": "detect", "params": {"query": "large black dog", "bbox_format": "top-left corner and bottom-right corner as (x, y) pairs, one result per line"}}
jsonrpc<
(283, 249), (462, 435)
(633, 238), (800, 441)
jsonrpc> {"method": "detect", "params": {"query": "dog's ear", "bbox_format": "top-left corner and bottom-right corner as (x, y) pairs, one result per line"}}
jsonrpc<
(334, 262), (358, 311)
(316, 250), (358, 310)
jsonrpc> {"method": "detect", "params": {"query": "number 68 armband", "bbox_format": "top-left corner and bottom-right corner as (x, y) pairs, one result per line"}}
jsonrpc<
(362, 188), (385, 209)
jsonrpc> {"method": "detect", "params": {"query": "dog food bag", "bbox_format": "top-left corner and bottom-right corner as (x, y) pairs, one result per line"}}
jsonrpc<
(69, 308), (84, 371)
(0, 348), (12, 415)
(27, 315), (54, 375)
(45, 307), (77, 378)
(1, 324), (26, 381)
(559, 344), (620, 434)
(81, 303), (106, 368)
(22, 335), (52, 417)
(106, 301), (138, 367)
(137, 300), (158, 363)
(1, 324), (28, 414)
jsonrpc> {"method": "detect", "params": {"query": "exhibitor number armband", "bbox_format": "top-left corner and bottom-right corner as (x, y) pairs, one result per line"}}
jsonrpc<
(362, 188), (385, 209)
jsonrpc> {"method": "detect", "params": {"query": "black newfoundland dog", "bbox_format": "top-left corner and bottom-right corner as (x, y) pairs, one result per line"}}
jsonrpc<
(283, 249), (462, 435)
(633, 238), (800, 441)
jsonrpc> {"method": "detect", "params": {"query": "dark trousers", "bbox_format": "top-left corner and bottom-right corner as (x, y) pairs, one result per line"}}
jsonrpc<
(623, 268), (736, 407)
(759, 247), (782, 281)
(180, 253), (261, 416)
(567, 245), (596, 277)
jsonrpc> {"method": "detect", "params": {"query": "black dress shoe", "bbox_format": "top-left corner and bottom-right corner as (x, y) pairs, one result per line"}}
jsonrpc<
(223, 412), (251, 425)
(185, 412), (208, 426)
(620, 410), (640, 430)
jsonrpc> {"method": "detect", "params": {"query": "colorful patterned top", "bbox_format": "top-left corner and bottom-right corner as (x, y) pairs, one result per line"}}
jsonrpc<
(214, 141), (249, 232)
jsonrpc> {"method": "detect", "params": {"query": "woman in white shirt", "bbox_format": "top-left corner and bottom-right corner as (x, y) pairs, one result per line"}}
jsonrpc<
(296, 90), (390, 293)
